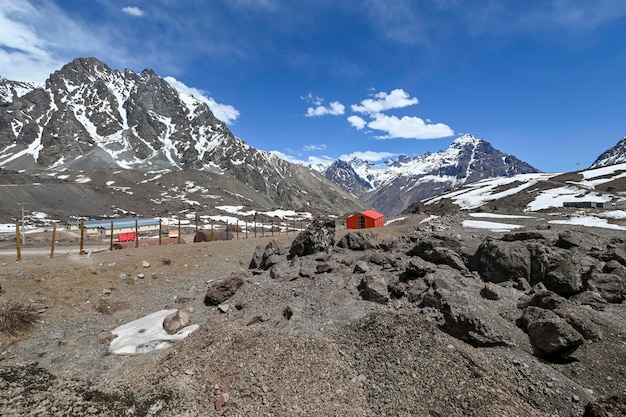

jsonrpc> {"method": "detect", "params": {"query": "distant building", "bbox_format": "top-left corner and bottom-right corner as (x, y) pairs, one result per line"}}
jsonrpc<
(563, 201), (623, 209)
(346, 210), (385, 229)
(66, 218), (160, 236)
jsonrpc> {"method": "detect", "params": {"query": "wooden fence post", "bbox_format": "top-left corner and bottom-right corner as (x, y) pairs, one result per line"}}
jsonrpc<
(271, 219), (274, 237)
(159, 218), (162, 246)
(195, 216), (199, 243)
(177, 219), (181, 244)
(15, 222), (21, 262)
(50, 223), (56, 259)
(135, 219), (139, 248)
(109, 221), (114, 251)
(210, 220), (214, 241)
(236, 220), (239, 239)
(79, 220), (85, 255)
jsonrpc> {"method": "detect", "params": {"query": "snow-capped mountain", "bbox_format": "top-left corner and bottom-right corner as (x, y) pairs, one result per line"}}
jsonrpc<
(0, 57), (363, 215)
(409, 162), (626, 216)
(323, 134), (539, 215)
(590, 135), (626, 168)
(0, 76), (40, 104)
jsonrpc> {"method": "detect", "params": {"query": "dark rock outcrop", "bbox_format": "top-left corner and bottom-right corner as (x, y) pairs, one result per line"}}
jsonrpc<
(289, 217), (336, 258)
(204, 272), (247, 306)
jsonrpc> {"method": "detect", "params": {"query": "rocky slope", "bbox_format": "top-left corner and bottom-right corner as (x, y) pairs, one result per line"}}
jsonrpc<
(0, 214), (625, 416)
(323, 134), (539, 216)
(590, 135), (626, 168)
(0, 58), (364, 217)
(408, 162), (626, 216)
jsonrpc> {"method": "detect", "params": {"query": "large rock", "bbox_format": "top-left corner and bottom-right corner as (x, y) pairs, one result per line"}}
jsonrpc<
(556, 230), (607, 252)
(421, 286), (511, 347)
(204, 272), (247, 306)
(163, 306), (193, 334)
(289, 217), (336, 258)
(357, 274), (389, 304)
(520, 306), (584, 358)
(249, 239), (286, 270)
(529, 245), (589, 296)
(337, 232), (375, 251)
(472, 238), (531, 283)
(519, 291), (603, 341)
(586, 266), (626, 303)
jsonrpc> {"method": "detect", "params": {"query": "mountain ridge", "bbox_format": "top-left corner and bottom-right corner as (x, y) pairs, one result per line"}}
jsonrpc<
(322, 134), (540, 215)
(0, 57), (365, 218)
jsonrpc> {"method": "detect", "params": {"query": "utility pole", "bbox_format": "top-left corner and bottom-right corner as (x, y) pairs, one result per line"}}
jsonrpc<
(17, 202), (27, 245)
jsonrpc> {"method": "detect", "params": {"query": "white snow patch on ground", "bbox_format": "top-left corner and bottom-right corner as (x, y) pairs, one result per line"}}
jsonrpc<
(419, 215), (439, 223)
(108, 309), (199, 355)
(264, 209), (312, 219)
(74, 175), (91, 184)
(462, 220), (524, 232)
(0, 224), (16, 233)
(525, 187), (611, 212)
(469, 213), (535, 219)
(595, 210), (626, 220)
(385, 217), (406, 226)
(548, 216), (626, 230)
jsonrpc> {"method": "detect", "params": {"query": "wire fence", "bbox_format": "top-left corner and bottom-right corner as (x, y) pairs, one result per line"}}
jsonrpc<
(4, 217), (318, 262)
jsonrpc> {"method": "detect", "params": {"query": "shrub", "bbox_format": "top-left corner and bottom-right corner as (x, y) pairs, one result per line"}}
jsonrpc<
(0, 301), (39, 336)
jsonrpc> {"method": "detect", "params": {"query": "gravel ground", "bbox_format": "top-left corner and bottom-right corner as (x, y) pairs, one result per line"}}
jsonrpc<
(0, 213), (625, 416)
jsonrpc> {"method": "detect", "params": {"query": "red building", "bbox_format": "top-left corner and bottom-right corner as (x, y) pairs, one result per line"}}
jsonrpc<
(346, 210), (385, 229)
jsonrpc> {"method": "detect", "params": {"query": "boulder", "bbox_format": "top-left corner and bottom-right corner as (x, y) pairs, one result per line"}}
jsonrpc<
(570, 291), (608, 311)
(519, 291), (602, 341)
(353, 260), (369, 274)
(357, 274), (389, 304)
(520, 306), (584, 358)
(204, 272), (247, 306)
(337, 232), (375, 251)
(270, 262), (299, 282)
(529, 245), (589, 296)
(401, 258), (437, 280)
(586, 271), (626, 303)
(471, 238), (531, 283)
(556, 230), (607, 252)
(163, 307), (193, 334)
(421, 286), (511, 347)
(289, 217), (336, 258)
(249, 239), (286, 270)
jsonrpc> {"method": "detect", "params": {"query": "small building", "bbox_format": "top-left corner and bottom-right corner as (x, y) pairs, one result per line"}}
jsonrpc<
(66, 218), (160, 236)
(346, 210), (385, 229)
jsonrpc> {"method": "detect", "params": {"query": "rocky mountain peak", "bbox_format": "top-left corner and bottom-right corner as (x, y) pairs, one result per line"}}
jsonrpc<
(590, 135), (626, 169)
(0, 57), (365, 215)
(324, 134), (540, 215)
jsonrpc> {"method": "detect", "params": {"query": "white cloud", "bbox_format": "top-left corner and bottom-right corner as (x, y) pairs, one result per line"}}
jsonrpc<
(165, 76), (240, 125)
(122, 6), (145, 17)
(351, 88), (418, 115)
(306, 101), (345, 117)
(0, 1), (65, 81)
(303, 144), (327, 151)
(301, 92), (324, 106)
(367, 113), (454, 139)
(347, 115), (367, 130)
(339, 150), (395, 162)
(270, 150), (334, 166)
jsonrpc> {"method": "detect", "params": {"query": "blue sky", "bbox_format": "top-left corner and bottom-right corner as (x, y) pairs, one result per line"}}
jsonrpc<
(1, 1), (626, 172)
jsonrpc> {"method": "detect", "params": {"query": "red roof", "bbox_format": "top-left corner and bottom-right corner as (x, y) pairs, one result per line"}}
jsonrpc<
(360, 210), (384, 219)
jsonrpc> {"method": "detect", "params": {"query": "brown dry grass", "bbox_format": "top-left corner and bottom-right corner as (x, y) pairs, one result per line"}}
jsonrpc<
(0, 301), (38, 337)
